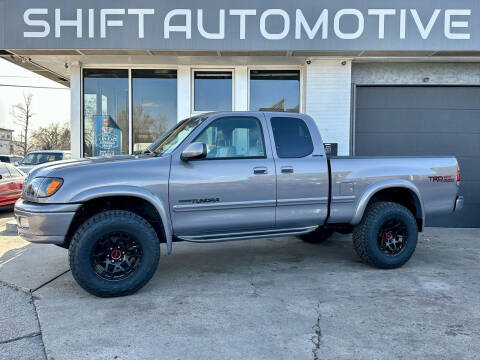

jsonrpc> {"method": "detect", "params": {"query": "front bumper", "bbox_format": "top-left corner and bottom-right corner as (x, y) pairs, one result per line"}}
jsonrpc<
(14, 198), (81, 244)
(454, 196), (464, 212)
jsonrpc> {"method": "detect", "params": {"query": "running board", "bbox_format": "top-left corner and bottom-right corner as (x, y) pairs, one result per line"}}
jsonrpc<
(178, 226), (318, 243)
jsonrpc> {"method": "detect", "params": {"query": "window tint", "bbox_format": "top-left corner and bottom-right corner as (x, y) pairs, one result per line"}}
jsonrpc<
(0, 164), (11, 178)
(271, 117), (314, 158)
(250, 70), (300, 113)
(83, 69), (129, 157)
(194, 71), (232, 111)
(195, 117), (265, 159)
(132, 69), (177, 152)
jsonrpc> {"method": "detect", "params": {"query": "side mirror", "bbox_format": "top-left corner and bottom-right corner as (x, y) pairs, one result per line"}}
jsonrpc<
(181, 142), (207, 161)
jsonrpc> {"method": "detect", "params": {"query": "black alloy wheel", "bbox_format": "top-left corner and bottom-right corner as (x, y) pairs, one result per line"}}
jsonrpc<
(352, 202), (418, 269)
(377, 219), (408, 256)
(69, 210), (160, 297)
(91, 231), (143, 281)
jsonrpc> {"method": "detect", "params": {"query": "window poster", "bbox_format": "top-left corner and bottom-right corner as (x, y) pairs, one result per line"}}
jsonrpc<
(92, 115), (122, 157)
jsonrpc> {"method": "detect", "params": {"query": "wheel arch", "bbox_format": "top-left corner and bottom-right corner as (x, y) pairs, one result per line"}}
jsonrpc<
(351, 180), (425, 231)
(66, 186), (173, 253)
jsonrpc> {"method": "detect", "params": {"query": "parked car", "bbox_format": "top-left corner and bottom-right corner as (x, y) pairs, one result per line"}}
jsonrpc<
(0, 155), (24, 165)
(0, 163), (25, 208)
(17, 150), (71, 173)
(14, 112), (462, 297)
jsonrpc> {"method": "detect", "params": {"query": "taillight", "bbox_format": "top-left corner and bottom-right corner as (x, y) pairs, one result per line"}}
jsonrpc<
(457, 167), (461, 184)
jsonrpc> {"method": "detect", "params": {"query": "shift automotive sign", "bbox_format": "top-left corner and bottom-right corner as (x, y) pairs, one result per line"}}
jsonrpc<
(22, 7), (471, 41)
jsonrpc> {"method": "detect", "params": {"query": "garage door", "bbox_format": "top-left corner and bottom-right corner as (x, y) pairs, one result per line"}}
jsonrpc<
(355, 86), (480, 228)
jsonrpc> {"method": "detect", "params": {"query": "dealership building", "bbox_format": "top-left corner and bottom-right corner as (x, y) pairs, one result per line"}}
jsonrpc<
(0, 0), (479, 227)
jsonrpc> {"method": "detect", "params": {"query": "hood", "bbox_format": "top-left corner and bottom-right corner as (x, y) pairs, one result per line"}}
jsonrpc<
(24, 154), (172, 204)
(27, 154), (151, 178)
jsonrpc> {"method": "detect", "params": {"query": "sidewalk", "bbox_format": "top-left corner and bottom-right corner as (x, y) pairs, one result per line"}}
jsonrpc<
(1, 212), (479, 359)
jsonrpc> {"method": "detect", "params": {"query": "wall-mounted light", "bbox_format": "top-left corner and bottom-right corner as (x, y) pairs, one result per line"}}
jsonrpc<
(341, 61), (347, 66)
(423, 77), (430, 83)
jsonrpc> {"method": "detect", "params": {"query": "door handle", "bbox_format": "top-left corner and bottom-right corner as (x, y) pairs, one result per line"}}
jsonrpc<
(281, 166), (294, 174)
(253, 167), (268, 175)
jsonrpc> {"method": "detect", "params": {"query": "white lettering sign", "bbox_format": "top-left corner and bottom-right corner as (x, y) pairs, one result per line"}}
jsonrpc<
(22, 7), (472, 42)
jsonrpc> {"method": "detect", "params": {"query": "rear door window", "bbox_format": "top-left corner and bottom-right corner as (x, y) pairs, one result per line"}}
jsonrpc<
(270, 117), (314, 158)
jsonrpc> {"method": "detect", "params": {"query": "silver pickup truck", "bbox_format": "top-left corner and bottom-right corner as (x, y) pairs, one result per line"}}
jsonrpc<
(14, 112), (463, 297)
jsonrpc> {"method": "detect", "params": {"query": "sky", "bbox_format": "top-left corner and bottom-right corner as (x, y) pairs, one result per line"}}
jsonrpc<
(0, 58), (70, 138)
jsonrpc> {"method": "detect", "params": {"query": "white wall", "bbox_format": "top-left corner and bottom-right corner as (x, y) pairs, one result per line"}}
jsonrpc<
(305, 59), (352, 155)
(70, 64), (82, 158)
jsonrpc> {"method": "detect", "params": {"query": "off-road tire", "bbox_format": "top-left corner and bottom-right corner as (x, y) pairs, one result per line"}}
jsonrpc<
(69, 210), (160, 297)
(299, 229), (334, 244)
(352, 202), (418, 269)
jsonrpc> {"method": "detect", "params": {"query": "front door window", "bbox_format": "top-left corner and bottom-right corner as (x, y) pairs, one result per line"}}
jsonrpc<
(195, 116), (266, 159)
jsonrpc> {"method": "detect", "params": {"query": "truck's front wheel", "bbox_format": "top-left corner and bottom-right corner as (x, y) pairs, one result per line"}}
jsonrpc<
(352, 202), (418, 269)
(69, 210), (160, 297)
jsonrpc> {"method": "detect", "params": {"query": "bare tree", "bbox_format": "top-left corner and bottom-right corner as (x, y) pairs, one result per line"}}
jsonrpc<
(30, 123), (70, 151)
(11, 93), (35, 156)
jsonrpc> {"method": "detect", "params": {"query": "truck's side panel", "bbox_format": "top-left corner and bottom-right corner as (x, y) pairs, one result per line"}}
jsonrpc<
(328, 157), (459, 226)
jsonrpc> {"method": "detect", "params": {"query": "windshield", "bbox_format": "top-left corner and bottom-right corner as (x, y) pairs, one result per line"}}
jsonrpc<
(21, 153), (63, 165)
(147, 115), (207, 155)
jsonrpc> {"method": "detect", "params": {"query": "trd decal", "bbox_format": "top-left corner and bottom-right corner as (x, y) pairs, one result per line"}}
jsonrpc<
(428, 176), (454, 183)
(178, 198), (220, 204)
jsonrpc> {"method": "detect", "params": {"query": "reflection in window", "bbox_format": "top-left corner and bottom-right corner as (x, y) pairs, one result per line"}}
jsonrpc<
(195, 117), (265, 159)
(132, 70), (177, 152)
(194, 71), (232, 111)
(83, 69), (129, 157)
(250, 70), (300, 113)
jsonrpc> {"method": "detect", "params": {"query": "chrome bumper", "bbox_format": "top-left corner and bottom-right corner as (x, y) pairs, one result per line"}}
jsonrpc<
(454, 196), (464, 212)
(14, 198), (81, 245)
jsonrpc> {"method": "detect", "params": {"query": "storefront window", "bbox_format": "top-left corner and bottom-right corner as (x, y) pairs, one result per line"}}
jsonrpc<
(83, 69), (129, 157)
(194, 71), (232, 112)
(249, 70), (300, 113)
(132, 69), (177, 152)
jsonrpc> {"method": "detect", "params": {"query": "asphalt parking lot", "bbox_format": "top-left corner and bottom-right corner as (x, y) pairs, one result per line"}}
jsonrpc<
(0, 210), (479, 360)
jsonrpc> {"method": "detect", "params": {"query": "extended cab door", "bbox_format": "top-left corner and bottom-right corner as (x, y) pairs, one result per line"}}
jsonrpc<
(265, 113), (329, 227)
(169, 113), (276, 236)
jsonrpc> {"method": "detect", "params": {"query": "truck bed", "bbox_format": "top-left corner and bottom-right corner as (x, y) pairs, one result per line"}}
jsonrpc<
(327, 156), (459, 225)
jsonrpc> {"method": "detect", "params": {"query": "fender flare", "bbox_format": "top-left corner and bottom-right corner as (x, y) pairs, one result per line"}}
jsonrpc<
(70, 185), (173, 254)
(350, 179), (425, 228)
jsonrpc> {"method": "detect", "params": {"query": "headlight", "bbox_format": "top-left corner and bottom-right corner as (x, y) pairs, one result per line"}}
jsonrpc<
(25, 177), (63, 198)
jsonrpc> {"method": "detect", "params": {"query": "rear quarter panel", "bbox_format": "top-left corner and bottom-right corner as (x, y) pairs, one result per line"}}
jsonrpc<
(328, 156), (459, 225)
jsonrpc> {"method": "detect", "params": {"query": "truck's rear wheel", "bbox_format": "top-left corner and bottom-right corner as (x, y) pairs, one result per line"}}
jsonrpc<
(299, 229), (334, 244)
(69, 210), (160, 297)
(352, 202), (418, 269)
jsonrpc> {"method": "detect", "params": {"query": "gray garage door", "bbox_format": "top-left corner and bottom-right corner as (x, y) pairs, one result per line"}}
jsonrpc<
(355, 86), (480, 228)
